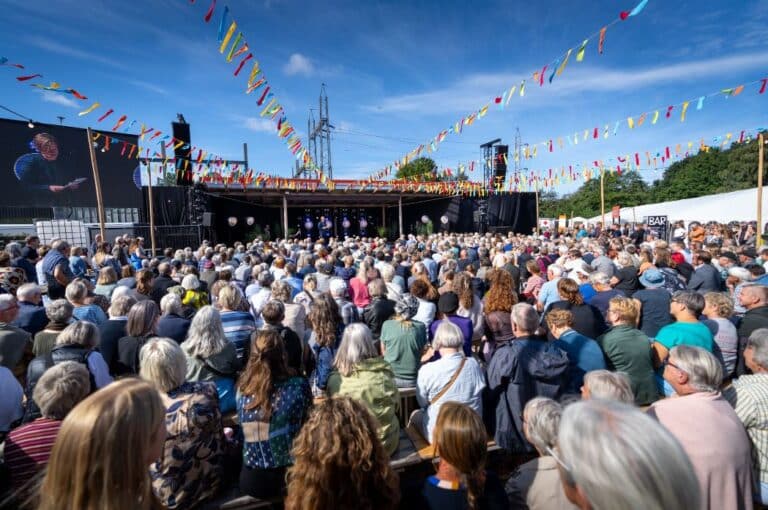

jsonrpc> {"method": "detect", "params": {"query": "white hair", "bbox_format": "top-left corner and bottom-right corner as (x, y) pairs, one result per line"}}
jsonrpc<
(558, 399), (700, 509)
(140, 337), (187, 393)
(589, 272), (611, 286)
(548, 265), (564, 278)
(160, 293), (183, 316)
(333, 323), (379, 377)
(16, 283), (41, 302)
(511, 302), (539, 333)
(748, 328), (768, 370)
(583, 370), (634, 404)
(523, 397), (562, 453)
(433, 320), (464, 350)
(45, 299), (74, 323)
(670, 345), (723, 392)
(728, 267), (753, 282)
(33, 361), (90, 420)
(56, 321), (100, 349)
(329, 277), (347, 298)
(182, 305), (228, 358)
(65, 280), (88, 303)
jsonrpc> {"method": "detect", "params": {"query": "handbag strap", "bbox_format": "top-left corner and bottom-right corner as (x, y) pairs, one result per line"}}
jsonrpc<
(430, 357), (467, 405)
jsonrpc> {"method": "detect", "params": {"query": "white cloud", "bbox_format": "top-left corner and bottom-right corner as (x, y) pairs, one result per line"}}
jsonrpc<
(364, 52), (768, 116)
(243, 117), (276, 133)
(283, 53), (315, 77)
(38, 90), (80, 109)
(128, 79), (168, 96)
(24, 35), (132, 71)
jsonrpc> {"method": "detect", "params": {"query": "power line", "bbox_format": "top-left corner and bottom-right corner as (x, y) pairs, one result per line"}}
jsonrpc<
(0, 104), (35, 125)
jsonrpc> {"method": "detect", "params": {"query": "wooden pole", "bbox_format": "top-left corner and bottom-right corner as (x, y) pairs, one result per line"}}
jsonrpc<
(146, 163), (157, 256)
(534, 184), (540, 235)
(86, 128), (106, 241)
(282, 194), (289, 240)
(759, 133), (765, 247)
(398, 195), (404, 239)
(382, 205), (386, 237)
(600, 169), (606, 228)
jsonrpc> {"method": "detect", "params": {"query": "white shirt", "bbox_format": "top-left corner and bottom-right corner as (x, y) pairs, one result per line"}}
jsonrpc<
(248, 288), (272, 327)
(416, 352), (486, 442)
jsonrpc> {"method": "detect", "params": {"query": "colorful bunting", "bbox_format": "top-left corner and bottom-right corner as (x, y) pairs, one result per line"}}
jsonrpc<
(598, 27), (607, 54)
(78, 102), (100, 116)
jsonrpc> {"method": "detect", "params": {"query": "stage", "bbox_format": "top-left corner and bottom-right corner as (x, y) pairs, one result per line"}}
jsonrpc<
(190, 182), (538, 243)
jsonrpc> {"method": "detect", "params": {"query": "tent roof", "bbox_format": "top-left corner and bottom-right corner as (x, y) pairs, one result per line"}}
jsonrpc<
(587, 186), (768, 224)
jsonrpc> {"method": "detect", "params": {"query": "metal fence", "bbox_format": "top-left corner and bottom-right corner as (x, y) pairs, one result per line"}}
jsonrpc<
(88, 224), (203, 254)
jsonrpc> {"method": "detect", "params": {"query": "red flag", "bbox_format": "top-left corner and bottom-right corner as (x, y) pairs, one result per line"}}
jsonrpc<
(666, 105), (674, 118)
(665, 147), (671, 159)
(548, 140), (553, 152)
(593, 127), (599, 139)
(635, 153), (640, 166)
(204, 0), (216, 22)
(539, 65), (547, 86)
(233, 53), (252, 76)
(760, 78), (768, 94)
(598, 27), (607, 54)
(68, 89), (87, 100)
(97, 109), (114, 122)
(16, 74), (41, 81)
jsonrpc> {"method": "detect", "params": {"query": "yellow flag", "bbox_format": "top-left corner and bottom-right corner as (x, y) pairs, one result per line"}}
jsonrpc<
(576, 39), (588, 61)
(219, 22), (237, 53)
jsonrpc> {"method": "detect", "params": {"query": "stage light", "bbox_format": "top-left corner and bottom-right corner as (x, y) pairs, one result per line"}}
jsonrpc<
(440, 215), (449, 225)
(228, 216), (238, 227)
(359, 218), (368, 229)
(421, 215), (430, 224)
(246, 216), (255, 226)
(27, 121), (35, 129)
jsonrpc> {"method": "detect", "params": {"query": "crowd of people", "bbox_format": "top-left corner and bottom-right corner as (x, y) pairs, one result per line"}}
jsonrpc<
(1, 221), (768, 509)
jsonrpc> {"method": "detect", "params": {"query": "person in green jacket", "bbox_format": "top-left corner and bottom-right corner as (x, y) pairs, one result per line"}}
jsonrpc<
(598, 297), (659, 405)
(327, 323), (400, 456)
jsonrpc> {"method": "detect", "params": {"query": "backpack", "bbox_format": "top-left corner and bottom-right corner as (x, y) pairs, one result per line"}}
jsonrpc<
(659, 267), (686, 293)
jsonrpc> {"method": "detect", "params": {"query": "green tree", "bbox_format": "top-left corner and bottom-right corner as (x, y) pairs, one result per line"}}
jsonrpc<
(539, 133), (767, 218)
(396, 157), (438, 180)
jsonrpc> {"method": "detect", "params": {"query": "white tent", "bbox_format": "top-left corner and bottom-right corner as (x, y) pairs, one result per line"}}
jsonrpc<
(587, 186), (768, 224)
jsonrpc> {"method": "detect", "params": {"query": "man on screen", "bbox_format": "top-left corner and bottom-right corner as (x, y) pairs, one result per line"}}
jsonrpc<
(14, 133), (84, 193)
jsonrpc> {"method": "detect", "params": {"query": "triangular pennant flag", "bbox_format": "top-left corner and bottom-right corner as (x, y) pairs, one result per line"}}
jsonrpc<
(598, 27), (607, 54)
(78, 102), (100, 116)
(576, 39), (588, 62)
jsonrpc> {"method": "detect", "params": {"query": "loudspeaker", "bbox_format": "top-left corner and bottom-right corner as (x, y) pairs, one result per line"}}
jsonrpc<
(202, 212), (213, 227)
(493, 145), (508, 186)
(172, 122), (193, 186)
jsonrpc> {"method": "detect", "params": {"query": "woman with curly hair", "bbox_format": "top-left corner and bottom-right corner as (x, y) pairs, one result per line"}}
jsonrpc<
(482, 269), (517, 360)
(418, 402), (506, 510)
(453, 272), (484, 346)
(238, 329), (312, 499)
(411, 261), (439, 303)
(285, 396), (399, 510)
(305, 293), (343, 397)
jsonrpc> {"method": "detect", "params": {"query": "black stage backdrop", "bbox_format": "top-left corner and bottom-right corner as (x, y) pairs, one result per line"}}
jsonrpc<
(0, 118), (142, 209)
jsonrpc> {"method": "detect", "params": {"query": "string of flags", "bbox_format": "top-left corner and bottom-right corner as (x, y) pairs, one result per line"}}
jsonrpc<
(191, 0), (334, 188)
(360, 0), (652, 184)
(440, 127), (766, 193)
(1, 56), (258, 184)
(501, 76), (768, 162)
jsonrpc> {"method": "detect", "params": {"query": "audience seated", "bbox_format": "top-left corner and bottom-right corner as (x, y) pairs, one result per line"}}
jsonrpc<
(598, 296), (659, 405)
(218, 285), (256, 360)
(285, 396), (399, 510)
(725, 328), (768, 505)
(11, 284), (47, 337)
(580, 370), (635, 404)
(505, 398), (577, 510)
(66, 279), (107, 325)
(486, 303), (568, 452)
(236, 329), (312, 499)
(271, 279), (307, 345)
(32, 298), (73, 357)
(545, 309), (606, 394)
(556, 399), (701, 509)
(305, 294), (343, 397)
(362, 279), (396, 343)
(37, 378), (166, 510)
(24, 321), (112, 422)
(379, 294), (427, 388)
(416, 402), (507, 509)
(139, 337), (225, 508)
(182, 305), (240, 413)
(648, 345), (753, 509)
(155, 293), (190, 344)
(0, 295), (33, 380)
(116, 300), (160, 375)
(327, 323), (399, 455)
(411, 321), (485, 443)
(5, 362), (90, 494)
(261, 300), (303, 373)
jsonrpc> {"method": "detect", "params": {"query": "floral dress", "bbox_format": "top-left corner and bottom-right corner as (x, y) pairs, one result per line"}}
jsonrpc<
(0, 267), (26, 295)
(150, 381), (225, 509)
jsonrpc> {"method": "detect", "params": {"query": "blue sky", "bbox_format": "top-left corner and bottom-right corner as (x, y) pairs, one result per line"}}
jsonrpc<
(1, 0), (767, 195)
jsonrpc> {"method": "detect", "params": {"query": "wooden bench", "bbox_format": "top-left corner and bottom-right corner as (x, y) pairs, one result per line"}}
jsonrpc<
(397, 386), (418, 427)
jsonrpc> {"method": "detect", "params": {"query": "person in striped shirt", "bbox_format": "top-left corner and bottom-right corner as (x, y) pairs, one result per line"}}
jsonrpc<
(218, 285), (256, 361)
(5, 361), (90, 492)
